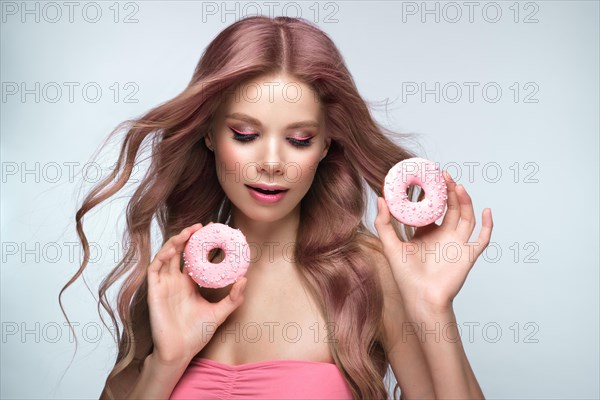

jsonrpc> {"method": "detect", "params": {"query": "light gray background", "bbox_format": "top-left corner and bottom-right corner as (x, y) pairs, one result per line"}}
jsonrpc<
(1, 1), (598, 399)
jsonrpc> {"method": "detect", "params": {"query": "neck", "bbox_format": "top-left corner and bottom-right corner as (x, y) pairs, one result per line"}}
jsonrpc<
(229, 204), (300, 266)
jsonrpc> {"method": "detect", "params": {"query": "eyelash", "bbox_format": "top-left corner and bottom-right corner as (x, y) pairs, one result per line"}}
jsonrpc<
(229, 127), (313, 148)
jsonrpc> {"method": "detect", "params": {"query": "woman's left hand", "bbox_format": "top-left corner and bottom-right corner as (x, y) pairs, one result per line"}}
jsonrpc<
(374, 171), (494, 318)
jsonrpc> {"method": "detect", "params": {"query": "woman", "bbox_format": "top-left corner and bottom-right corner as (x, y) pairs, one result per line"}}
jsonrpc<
(60, 15), (493, 399)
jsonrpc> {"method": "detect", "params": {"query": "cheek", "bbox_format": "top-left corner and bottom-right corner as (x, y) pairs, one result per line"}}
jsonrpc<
(218, 142), (247, 163)
(215, 144), (253, 184)
(291, 155), (320, 186)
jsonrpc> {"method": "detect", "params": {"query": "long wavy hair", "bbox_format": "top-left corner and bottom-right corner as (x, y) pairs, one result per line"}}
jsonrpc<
(59, 15), (423, 400)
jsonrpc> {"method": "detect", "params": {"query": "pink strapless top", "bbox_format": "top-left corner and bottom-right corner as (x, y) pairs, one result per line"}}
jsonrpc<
(169, 357), (354, 399)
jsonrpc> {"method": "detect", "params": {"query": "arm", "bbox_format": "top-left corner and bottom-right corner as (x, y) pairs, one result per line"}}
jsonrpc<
(125, 354), (190, 400)
(373, 240), (484, 399)
(374, 171), (493, 399)
(98, 355), (190, 400)
(100, 223), (247, 399)
(409, 306), (484, 399)
(367, 240), (436, 399)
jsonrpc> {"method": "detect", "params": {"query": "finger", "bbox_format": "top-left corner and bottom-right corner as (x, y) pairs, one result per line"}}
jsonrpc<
(169, 223), (204, 253)
(375, 196), (396, 246)
(455, 184), (477, 241)
(212, 277), (248, 325)
(167, 223), (204, 275)
(471, 208), (493, 259)
(440, 171), (460, 230)
(148, 246), (175, 277)
(374, 197), (400, 255)
(168, 248), (184, 276)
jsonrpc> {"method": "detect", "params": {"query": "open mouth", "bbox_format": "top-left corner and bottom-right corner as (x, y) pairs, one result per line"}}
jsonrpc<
(245, 185), (288, 195)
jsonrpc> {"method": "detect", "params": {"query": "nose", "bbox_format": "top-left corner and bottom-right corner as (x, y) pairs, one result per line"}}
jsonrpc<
(259, 161), (283, 175)
(256, 136), (284, 177)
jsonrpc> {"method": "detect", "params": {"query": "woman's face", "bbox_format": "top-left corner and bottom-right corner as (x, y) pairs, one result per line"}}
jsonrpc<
(206, 73), (330, 223)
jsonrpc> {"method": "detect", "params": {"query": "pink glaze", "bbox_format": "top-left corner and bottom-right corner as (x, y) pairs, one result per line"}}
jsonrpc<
(183, 223), (250, 288)
(383, 157), (448, 227)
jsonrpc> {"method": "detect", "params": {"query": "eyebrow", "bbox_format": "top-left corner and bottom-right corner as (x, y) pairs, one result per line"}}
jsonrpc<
(225, 112), (320, 129)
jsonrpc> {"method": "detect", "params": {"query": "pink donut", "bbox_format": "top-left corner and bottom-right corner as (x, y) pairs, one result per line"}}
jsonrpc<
(383, 157), (448, 227)
(183, 223), (250, 288)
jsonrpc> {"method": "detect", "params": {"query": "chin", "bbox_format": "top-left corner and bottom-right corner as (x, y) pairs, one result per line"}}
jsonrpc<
(245, 206), (293, 222)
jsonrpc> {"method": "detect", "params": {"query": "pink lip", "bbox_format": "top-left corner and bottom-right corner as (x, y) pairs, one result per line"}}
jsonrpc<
(246, 185), (288, 204)
(248, 183), (288, 191)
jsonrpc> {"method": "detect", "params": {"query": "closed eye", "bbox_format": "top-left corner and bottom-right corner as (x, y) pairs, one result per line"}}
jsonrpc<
(230, 127), (256, 142)
(229, 127), (313, 148)
(287, 137), (313, 147)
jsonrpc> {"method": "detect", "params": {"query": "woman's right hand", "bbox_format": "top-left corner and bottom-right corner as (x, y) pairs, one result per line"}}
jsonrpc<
(146, 222), (248, 368)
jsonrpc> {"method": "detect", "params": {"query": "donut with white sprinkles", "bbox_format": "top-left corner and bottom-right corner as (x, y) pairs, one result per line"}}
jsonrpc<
(383, 157), (448, 227)
(183, 223), (250, 288)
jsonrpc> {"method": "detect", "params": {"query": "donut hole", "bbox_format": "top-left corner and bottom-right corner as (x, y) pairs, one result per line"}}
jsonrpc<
(208, 247), (225, 263)
(406, 185), (425, 202)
